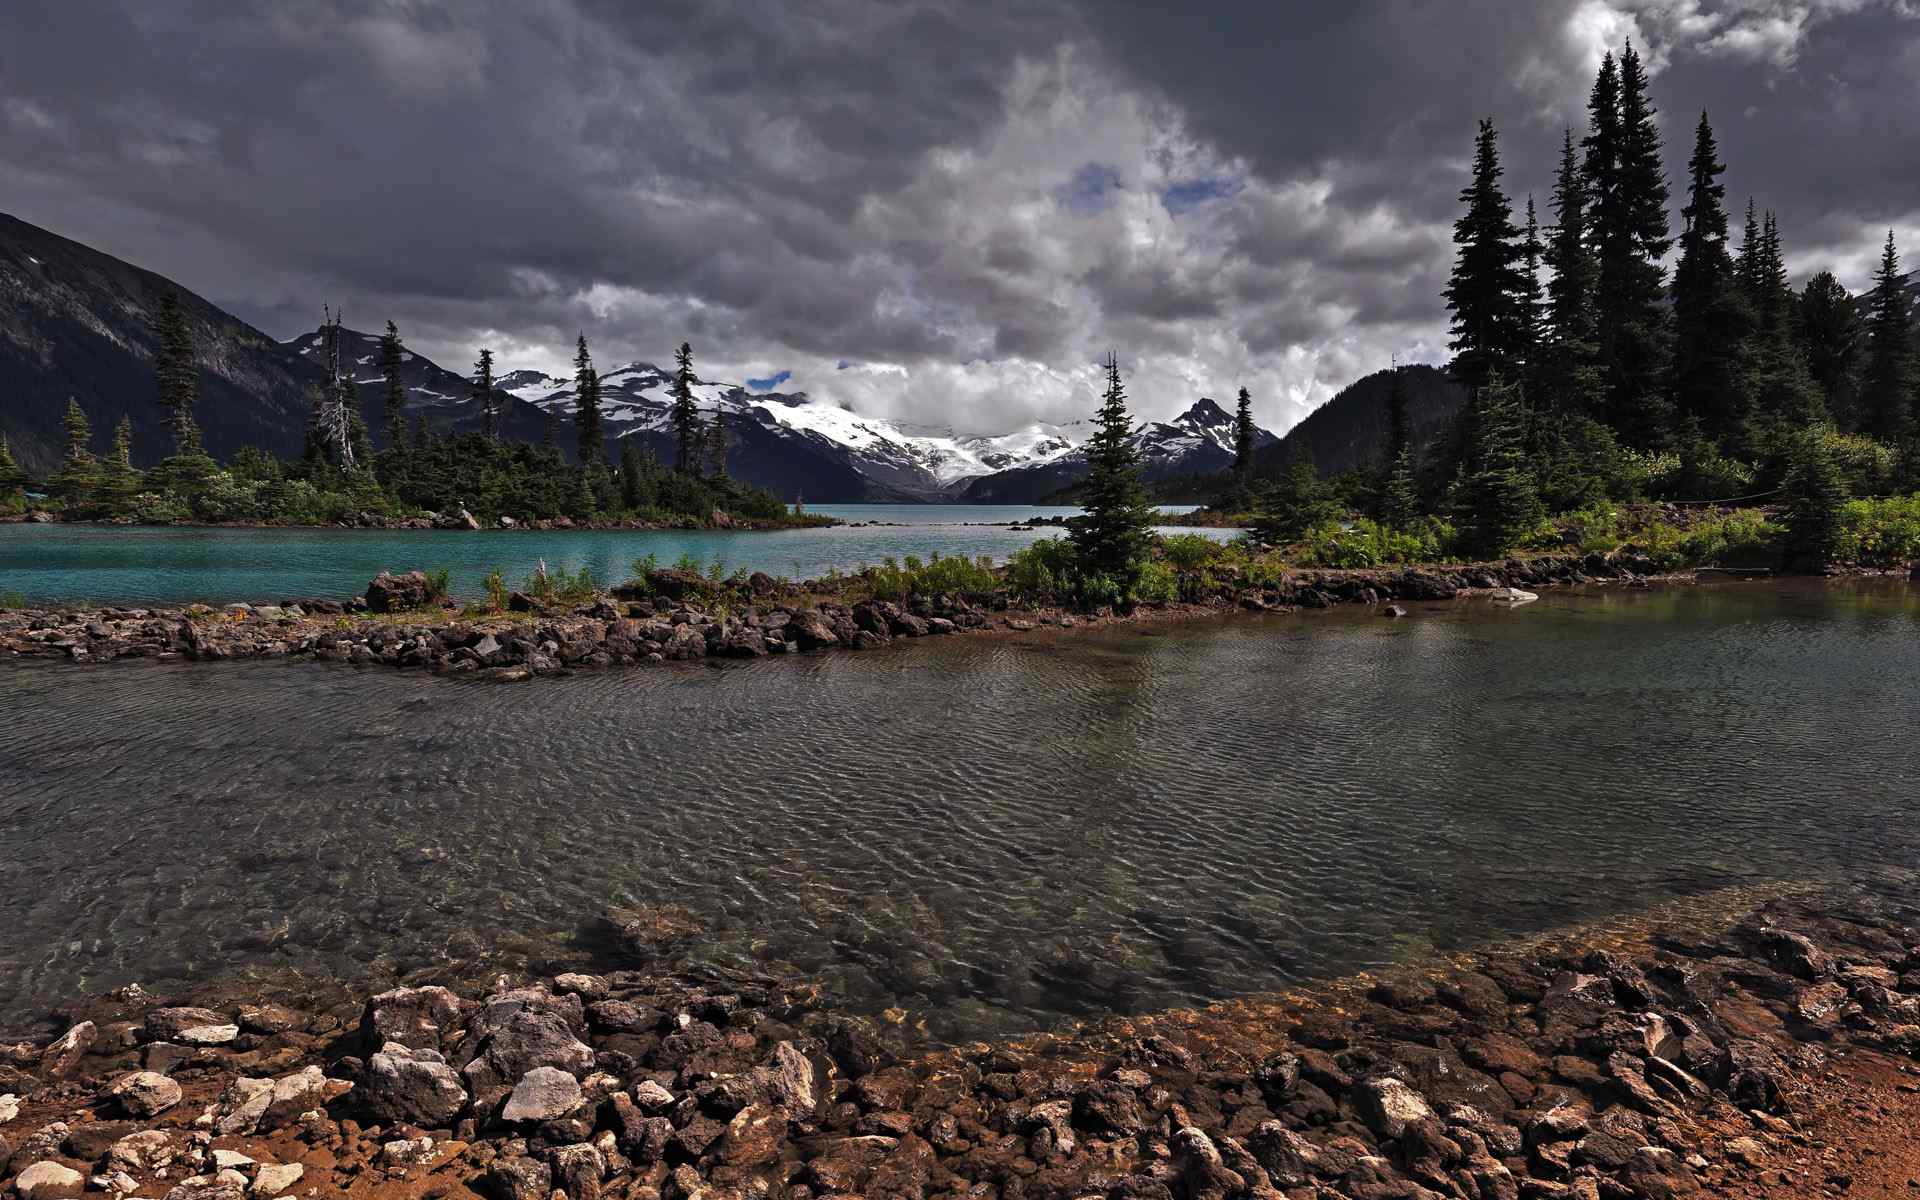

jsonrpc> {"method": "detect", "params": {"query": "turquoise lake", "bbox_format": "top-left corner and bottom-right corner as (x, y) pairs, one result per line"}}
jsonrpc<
(0, 504), (1228, 605)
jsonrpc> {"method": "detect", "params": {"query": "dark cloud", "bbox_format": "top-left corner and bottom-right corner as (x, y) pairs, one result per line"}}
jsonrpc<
(1, 0), (1915, 432)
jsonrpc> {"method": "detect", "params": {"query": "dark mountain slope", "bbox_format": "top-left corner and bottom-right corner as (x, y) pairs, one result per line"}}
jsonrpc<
(1255, 364), (1465, 478)
(0, 211), (322, 474)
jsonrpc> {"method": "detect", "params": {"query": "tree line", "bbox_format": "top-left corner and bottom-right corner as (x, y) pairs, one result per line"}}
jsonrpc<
(1235, 39), (1915, 566)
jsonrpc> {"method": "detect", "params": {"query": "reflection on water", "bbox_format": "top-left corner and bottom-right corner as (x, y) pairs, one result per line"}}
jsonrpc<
(1, 579), (1916, 1042)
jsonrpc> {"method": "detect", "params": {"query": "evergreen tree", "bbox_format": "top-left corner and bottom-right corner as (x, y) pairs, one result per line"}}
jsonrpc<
(52, 398), (100, 505)
(542, 406), (558, 449)
(0, 433), (28, 497)
(619, 438), (654, 510)
(1068, 353), (1155, 588)
(1539, 128), (1603, 420)
(1778, 427), (1848, 569)
(1379, 367), (1420, 529)
(380, 321), (407, 448)
(671, 342), (702, 474)
(573, 334), (604, 466)
(413, 412), (432, 451)
(153, 291), (200, 454)
(1746, 213), (1824, 428)
(1668, 111), (1752, 448)
(705, 405), (730, 478)
(1232, 387), (1256, 474)
(1798, 271), (1861, 429)
(1253, 450), (1338, 544)
(1444, 119), (1526, 391)
(100, 415), (141, 508)
(1590, 41), (1673, 448)
(1735, 200), (1764, 301)
(1452, 373), (1541, 558)
(1518, 195), (1544, 367)
(1861, 230), (1913, 444)
(473, 349), (498, 441)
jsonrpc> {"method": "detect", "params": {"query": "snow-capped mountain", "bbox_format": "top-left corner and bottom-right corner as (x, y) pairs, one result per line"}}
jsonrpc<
(280, 325), (1279, 501)
(287, 324), (1279, 500)
(499, 361), (1091, 500)
(954, 397), (1278, 502)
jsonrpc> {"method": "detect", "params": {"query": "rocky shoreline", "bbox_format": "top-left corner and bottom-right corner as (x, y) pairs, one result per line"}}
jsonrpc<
(1, 509), (835, 533)
(1, 553), (1709, 680)
(5, 889), (1920, 1199)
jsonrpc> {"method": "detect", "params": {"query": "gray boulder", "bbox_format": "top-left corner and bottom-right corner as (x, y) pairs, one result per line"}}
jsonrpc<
(486, 1156), (552, 1200)
(363, 1043), (468, 1128)
(499, 1066), (581, 1123)
(362, 985), (471, 1053)
(106, 1070), (183, 1117)
(460, 1007), (594, 1112)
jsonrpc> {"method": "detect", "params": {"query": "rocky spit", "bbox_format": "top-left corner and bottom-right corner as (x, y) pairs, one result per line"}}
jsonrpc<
(4, 892), (1920, 1199)
(0, 554), (1666, 680)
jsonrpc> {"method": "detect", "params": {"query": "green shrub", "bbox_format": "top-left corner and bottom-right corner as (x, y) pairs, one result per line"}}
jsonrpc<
(0, 590), (24, 610)
(526, 563), (597, 606)
(482, 568), (509, 611)
(422, 568), (452, 602)
(1826, 432), (1900, 497)
(1836, 494), (1920, 566)
(1158, 533), (1223, 572)
(1297, 519), (1447, 568)
(1134, 559), (1178, 605)
(860, 552), (1000, 602)
(129, 491), (192, 523)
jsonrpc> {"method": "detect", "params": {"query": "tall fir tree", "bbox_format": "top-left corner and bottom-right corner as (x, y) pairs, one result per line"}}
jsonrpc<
(1539, 128), (1602, 419)
(1068, 353), (1155, 589)
(0, 430), (26, 495)
(1668, 110), (1752, 449)
(1797, 271), (1860, 428)
(1232, 387), (1256, 474)
(473, 349), (498, 442)
(53, 398), (100, 505)
(1860, 230), (1913, 444)
(1518, 195), (1544, 368)
(671, 342), (702, 474)
(152, 291), (201, 454)
(101, 415), (141, 507)
(1746, 213), (1824, 427)
(1379, 366), (1420, 529)
(380, 321), (407, 449)
(1735, 200), (1764, 300)
(573, 334), (604, 466)
(0, 433), (28, 496)
(1590, 41), (1673, 448)
(1444, 119), (1527, 391)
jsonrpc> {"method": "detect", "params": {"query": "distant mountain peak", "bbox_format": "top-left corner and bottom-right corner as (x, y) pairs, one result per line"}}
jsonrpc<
(1180, 396), (1232, 423)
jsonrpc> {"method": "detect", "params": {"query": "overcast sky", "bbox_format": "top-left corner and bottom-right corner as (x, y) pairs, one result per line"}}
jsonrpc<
(4, 1), (1917, 436)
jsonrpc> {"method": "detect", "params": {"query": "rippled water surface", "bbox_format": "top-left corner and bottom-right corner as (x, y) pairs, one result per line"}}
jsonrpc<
(0, 505), (1220, 605)
(3, 580), (1917, 1041)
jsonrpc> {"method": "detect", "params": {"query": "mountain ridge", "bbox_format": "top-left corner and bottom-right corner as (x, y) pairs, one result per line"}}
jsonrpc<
(2, 210), (1284, 499)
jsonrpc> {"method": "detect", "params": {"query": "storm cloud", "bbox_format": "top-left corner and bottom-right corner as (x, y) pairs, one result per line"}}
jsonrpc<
(3, 0), (1916, 435)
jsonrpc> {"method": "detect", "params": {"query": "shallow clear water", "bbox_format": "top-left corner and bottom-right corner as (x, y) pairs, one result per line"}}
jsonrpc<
(2, 579), (1917, 1042)
(0, 505), (1220, 605)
